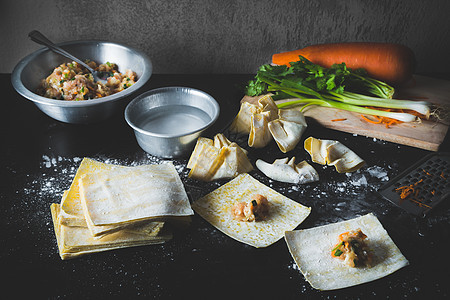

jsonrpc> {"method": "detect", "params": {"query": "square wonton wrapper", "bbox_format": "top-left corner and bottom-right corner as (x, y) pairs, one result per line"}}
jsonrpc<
(79, 162), (194, 226)
(58, 158), (191, 237)
(284, 213), (409, 290)
(192, 173), (311, 248)
(50, 204), (172, 260)
(59, 158), (122, 227)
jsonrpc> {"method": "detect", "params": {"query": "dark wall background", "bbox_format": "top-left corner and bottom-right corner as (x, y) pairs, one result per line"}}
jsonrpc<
(1, 0), (449, 74)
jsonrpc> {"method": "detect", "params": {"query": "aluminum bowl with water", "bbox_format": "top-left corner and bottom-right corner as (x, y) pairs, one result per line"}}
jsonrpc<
(11, 40), (152, 124)
(125, 87), (220, 158)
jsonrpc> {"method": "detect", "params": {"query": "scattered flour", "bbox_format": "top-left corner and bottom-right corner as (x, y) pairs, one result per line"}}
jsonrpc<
(288, 261), (300, 271)
(33, 155), (392, 212)
(270, 164), (391, 198)
(366, 166), (389, 181)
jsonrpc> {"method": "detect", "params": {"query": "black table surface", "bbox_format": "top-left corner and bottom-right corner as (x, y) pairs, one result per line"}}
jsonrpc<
(1, 73), (449, 299)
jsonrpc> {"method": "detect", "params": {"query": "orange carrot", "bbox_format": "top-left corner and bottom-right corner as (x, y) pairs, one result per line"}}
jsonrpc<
(359, 106), (427, 128)
(360, 115), (382, 124)
(409, 198), (432, 209)
(422, 169), (432, 176)
(395, 179), (423, 200)
(331, 118), (347, 122)
(272, 42), (416, 86)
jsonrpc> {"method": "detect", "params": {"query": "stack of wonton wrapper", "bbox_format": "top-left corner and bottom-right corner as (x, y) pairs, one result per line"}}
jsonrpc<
(50, 158), (194, 260)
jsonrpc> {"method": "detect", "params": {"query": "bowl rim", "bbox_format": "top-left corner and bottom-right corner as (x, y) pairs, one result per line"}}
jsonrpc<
(124, 86), (220, 138)
(11, 40), (152, 107)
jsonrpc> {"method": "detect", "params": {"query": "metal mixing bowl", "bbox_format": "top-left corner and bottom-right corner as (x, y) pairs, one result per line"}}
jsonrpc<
(11, 40), (152, 124)
(125, 87), (220, 158)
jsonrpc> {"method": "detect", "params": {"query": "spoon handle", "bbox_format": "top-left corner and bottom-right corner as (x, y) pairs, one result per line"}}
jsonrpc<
(28, 30), (94, 73)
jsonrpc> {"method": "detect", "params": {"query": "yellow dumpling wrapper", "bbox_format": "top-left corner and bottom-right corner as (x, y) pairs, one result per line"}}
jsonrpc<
(59, 158), (192, 236)
(59, 158), (148, 236)
(285, 213), (409, 290)
(59, 158), (123, 227)
(304, 136), (365, 173)
(59, 190), (128, 237)
(79, 162), (193, 226)
(50, 203), (172, 260)
(192, 173), (311, 248)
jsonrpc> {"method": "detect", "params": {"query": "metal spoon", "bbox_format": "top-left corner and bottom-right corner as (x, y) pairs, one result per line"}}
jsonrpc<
(28, 30), (107, 83)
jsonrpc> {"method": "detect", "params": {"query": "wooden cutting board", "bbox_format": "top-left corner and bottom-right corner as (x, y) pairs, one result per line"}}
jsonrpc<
(241, 75), (449, 151)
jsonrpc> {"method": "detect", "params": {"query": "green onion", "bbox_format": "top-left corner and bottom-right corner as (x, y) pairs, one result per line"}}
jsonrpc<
(245, 58), (431, 122)
(334, 249), (343, 256)
(331, 242), (343, 252)
(277, 98), (420, 122)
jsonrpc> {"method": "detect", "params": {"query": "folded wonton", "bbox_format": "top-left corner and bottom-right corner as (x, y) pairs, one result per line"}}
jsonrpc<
(231, 95), (278, 135)
(304, 137), (365, 173)
(231, 95), (307, 153)
(187, 134), (253, 181)
(268, 109), (307, 153)
(256, 157), (319, 184)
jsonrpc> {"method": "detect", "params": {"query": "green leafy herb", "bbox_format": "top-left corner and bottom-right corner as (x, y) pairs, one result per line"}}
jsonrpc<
(334, 249), (343, 257)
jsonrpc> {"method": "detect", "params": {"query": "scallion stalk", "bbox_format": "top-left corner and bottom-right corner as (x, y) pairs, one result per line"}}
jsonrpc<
(277, 98), (419, 122)
(245, 60), (431, 122)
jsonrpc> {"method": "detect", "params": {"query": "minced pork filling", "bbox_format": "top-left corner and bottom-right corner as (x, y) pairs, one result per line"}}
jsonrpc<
(37, 61), (137, 100)
(331, 228), (373, 268)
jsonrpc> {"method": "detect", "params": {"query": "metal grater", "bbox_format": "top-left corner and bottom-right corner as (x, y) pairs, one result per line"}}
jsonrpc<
(378, 152), (450, 217)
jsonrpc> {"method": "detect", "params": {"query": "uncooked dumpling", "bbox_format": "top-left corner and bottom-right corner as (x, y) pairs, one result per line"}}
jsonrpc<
(231, 95), (306, 152)
(256, 157), (319, 184)
(229, 102), (258, 134)
(248, 111), (273, 148)
(268, 109), (307, 153)
(304, 137), (365, 173)
(187, 133), (253, 181)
